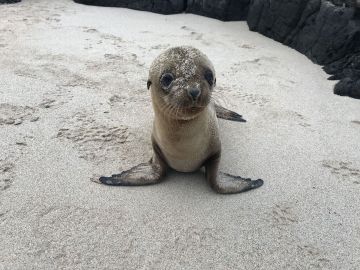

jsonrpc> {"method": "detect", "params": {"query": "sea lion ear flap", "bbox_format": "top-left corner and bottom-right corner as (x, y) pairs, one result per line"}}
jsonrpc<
(214, 78), (216, 87)
(147, 80), (152, 90)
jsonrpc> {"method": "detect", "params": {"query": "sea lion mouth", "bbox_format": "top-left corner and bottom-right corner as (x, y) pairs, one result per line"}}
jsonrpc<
(186, 106), (204, 113)
(180, 104), (207, 118)
(161, 103), (206, 120)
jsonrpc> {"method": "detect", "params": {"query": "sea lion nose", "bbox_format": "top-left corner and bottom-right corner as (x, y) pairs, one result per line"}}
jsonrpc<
(188, 88), (201, 100)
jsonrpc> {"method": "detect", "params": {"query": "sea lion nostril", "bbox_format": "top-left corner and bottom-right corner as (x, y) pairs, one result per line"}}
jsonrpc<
(188, 88), (201, 100)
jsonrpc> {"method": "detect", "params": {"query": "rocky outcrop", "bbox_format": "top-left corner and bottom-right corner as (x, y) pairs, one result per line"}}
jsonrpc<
(247, 0), (360, 99)
(247, 1), (355, 65)
(73, 0), (185, 15)
(331, 0), (358, 7)
(324, 52), (360, 98)
(186, 0), (250, 21)
(74, 0), (251, 20)
(0, 0), (21, 3)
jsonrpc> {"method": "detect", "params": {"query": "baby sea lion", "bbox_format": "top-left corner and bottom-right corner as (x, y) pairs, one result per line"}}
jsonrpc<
(96, 46), (263, 194)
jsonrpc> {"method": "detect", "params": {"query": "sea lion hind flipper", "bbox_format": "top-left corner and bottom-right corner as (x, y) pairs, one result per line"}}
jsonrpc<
(214, 104), (246, 122)
(217, 172), (263, 193)
(205, 153), (263, 194)
(97, 161), (165, 186)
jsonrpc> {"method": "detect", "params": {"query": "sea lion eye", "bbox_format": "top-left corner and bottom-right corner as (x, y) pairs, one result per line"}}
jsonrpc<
(204, 70), (214, 86)
(160, 73), (174, 89)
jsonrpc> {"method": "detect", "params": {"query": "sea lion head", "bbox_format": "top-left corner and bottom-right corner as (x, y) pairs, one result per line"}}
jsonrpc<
(148, 46), (216, 120)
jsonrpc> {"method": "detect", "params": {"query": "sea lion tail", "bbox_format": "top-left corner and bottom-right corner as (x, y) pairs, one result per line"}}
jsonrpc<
(214, 104), (246, 122)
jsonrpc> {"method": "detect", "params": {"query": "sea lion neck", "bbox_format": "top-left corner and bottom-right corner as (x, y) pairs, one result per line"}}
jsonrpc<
(152, 101), (206, 126)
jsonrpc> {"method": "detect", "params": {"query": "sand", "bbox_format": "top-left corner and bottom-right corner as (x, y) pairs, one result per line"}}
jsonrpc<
(1, 0), (360, 269)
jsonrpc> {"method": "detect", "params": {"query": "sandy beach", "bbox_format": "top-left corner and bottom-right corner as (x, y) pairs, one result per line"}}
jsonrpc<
(1, 0), (360, 269)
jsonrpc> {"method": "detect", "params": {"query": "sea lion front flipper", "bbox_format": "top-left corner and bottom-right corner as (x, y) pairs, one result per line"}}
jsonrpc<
(96, 137), (168, 186)
(215, 172), (264, 194)
(205, 153), (263, 194)
(214, 104), (246, 122)
(96, 161), (164, 186)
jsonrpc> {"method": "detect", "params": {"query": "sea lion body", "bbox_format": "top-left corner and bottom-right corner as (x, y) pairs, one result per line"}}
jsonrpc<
(97, 46), (263, 194)
(152, 102), (219, 172)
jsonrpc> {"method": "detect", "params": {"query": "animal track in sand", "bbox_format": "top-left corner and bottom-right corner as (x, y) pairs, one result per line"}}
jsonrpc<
(0, 131), (32, 192)
(35, 61), (100, 89)
(215, 86), (270, 108)
(82, 52), (147, 95)
(100, 33), (123, 44)
(0, 210), (8, 224)
(86, 53), (143, 73)
(61, 72), (99, 89)
(82, 27), (98, 33)
(14, 67), (39, 79)
(189, 31), (203, 40)
(0, 103), (38, 126)
(108, 94), (129, 107)
(0, 160), (15, 191)
(296, 244), (332, 269)
(241, 56), (279, 65)
(39, 99), (56, 109)
(270, 203), (299, 226)
(82, 27), (124, 48)
(14, 50), (145, 101)
(56, 113), (132, 162)
(151, 44), (171, 50)
(322, 160), (360, 184)
(265, 110), (312, 129)
(179, 26), (211, 45)
(180, 26), (201, 38)
(236, 92), (270, 108)
(14, 59), (100, 90)
(238, 44), (255, 49)
(292, 112), (311, 127)
(229, 57), (281, 75)
(180, 26), (194, 31)
(39, 86), (73, 110)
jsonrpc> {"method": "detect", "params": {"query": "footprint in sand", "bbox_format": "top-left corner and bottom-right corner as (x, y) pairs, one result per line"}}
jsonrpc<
(0, 160), (15, 191)
(322, 160), (360, 184)
(56, 112), (133, 163)
(239, 44), (255, 49)
(0, 103), (38, 126)
(269, 203), (299, 227)
(296, 244), (332, 269)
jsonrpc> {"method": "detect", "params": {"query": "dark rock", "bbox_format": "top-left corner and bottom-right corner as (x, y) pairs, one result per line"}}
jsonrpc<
(74, 0), (251, 20)
(73, 0), (185, 15)
(248, 0), (322, 44)
(290, 2), (356, 65)
(0, 0), (21, 3)
(247, 0), (360, 99)
(248, 0), (357, 64)
(324, 52), (360, 81)
(330, 0), (358, 7)
(334, 77), (360, 98)
(186, 0), (250, 21)
(324, 51), (360, 99)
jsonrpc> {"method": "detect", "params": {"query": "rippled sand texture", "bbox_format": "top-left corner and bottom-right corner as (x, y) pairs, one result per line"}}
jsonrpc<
(1, 0), (360, 269)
